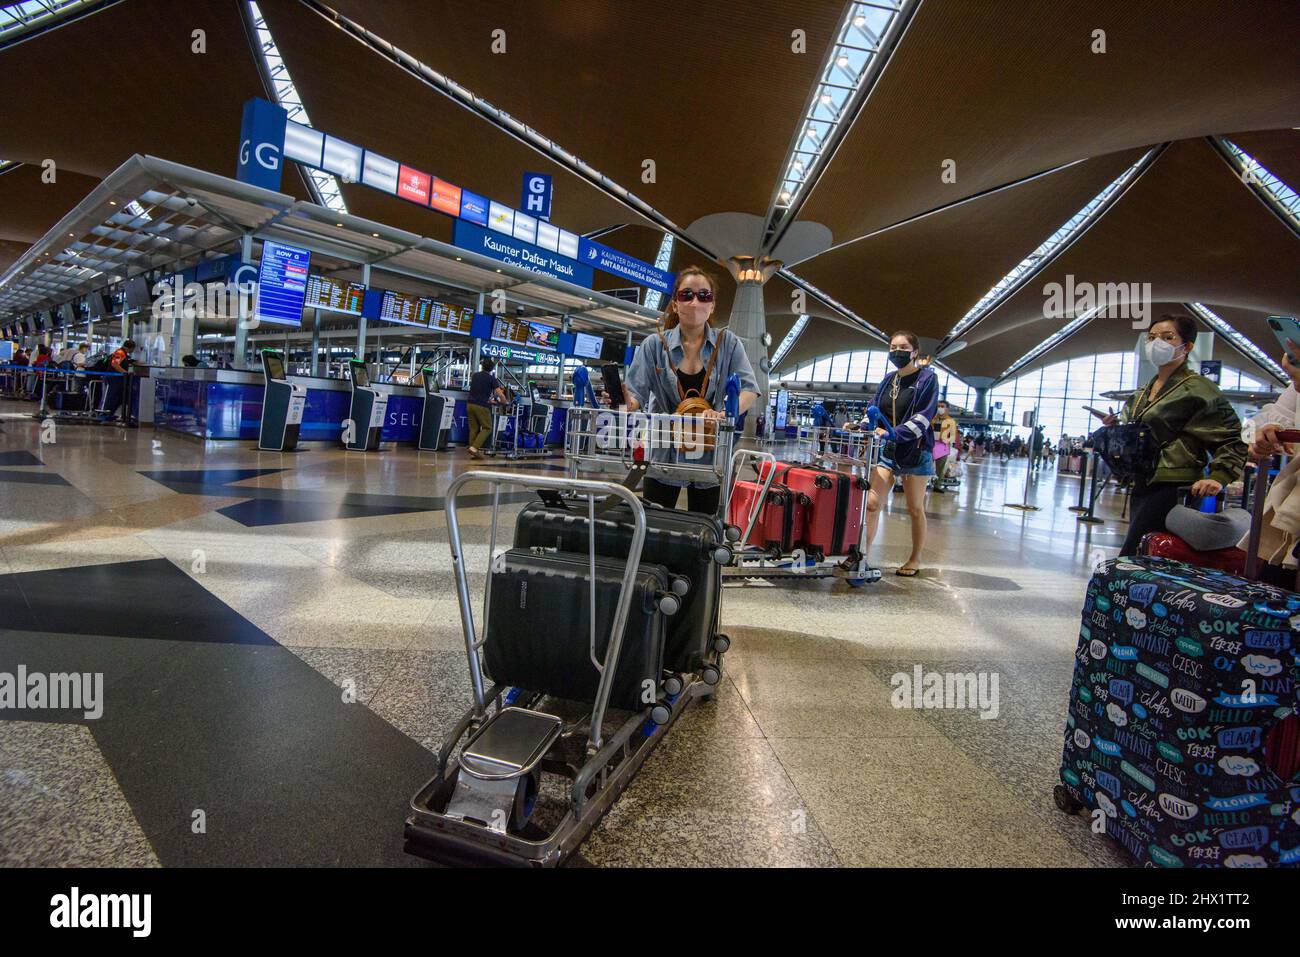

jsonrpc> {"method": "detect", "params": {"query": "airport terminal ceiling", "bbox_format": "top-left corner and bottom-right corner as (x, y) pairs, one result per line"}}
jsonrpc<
(0, 0), (1298, 373)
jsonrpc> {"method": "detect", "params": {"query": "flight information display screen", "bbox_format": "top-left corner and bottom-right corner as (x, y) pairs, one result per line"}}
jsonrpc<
(429, 301), (474, 335)
(305, 275), (364, 315)
(379, 290), (434, 327)
(492, 316), (530, 345)
(254, 241), (311, 328)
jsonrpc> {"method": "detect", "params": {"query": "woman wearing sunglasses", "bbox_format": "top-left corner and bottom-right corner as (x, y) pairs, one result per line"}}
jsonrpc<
(624, 266), (759, 515)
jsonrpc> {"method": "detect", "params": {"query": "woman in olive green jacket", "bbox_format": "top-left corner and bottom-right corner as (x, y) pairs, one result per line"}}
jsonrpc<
(1102, 314), (1247, 555)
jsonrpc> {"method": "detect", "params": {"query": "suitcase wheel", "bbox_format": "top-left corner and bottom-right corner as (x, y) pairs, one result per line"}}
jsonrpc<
(700, 664), (721, 686)
(712, 634), (730, 654)
(1053, 784), (1083, 816)
(723, 524), (742, 543)
(662, 674), (684, 697)
(650, 702), (672, 726)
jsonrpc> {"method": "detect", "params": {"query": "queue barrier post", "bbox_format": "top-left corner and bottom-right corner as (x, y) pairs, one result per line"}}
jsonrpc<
(1077, 449), (1105, 525)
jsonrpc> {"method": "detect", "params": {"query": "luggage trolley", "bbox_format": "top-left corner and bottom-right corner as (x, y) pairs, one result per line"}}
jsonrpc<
(494, 401), (552, 460)
(729, 424), (884, 586)
(403, 471), (717, 867)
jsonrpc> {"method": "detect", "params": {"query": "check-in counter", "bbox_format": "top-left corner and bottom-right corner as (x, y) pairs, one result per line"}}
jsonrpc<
(153, 367), (471, 443)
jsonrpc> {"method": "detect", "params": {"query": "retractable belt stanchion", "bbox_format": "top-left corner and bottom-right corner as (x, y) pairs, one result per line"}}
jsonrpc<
(1067, 449), (1090, 513)
(1077, 448), (1105, 525)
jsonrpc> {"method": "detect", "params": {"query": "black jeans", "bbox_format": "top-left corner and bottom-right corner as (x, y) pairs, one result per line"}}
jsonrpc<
(642, 476), (720, 516)
(1119, 480), (1181, 557)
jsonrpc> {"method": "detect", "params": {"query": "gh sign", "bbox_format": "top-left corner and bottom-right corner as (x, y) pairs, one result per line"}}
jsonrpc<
(521, 172), (552, 221)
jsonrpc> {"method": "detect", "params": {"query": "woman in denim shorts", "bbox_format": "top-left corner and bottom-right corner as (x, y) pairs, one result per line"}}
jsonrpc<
(852, 330), (938, 576)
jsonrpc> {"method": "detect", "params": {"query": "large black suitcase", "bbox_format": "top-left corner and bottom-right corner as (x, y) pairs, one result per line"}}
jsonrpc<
(482, 547), (671, 712)
(513, 499), (726, 674)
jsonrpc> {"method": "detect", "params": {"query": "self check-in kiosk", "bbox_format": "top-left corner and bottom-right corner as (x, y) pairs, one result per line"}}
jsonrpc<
(417, 367), (452, 451)
(258, 349), (307, 451)
(345, 359), (387, 451)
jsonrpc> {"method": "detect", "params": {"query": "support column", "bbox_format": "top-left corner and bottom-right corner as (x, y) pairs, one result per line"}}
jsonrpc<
(310, 309), (321, 376)
(724, 256), (781, 436)
(357, 264), (371, 365)
(557, 315), (569, 397)
(470, 291), (485, 371)
(964, 377), (995, 419)
(234, 233), (253, 369)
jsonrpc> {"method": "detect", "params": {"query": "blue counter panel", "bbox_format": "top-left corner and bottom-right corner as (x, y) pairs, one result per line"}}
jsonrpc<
(450, 399), (469, 444)
(154, 378), (427, 443)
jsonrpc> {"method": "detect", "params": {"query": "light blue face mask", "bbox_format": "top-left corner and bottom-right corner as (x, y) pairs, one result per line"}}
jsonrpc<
(1144, 337), (1181, 366)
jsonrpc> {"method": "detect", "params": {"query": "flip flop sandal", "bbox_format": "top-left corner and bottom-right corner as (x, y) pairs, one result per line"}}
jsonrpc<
(895, 566), (920, 577)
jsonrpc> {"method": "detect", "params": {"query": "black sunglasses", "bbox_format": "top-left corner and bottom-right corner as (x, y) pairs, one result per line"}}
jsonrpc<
(674, 288), (714, 303)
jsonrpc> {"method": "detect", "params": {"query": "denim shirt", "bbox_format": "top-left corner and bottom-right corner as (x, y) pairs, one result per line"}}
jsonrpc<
(624, 324), (758, 488)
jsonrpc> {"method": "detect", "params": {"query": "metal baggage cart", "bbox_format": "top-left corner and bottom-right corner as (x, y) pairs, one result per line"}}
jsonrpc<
(404, 469), (735, 866)
(731, 424), (884, 586)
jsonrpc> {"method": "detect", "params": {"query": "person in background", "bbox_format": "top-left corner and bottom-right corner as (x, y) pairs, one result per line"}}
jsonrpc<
(1031, 425), (1045, 472)
(854, 330), (938, 577)
(100, 338), (135, 421)
(1102, 314), (1246, 556)
(27, 343), (51, 399)
(72, 343), (89, 370)
(466, 356), (507, 459)
(811, 398), (837, 455)
(931, 400), (958, 492)
(811, 398), (836, 429)
(1242, 340), (1300, 584)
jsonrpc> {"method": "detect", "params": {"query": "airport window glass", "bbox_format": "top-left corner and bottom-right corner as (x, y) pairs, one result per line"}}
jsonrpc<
(848, 351), (871, 382)
(812, 356), (834, 380)
(829, 352), (848, 382)
(994, 352), (1147, 439)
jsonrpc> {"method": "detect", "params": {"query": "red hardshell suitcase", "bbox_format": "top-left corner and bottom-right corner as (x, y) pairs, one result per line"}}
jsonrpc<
(729, 479), (806, 554)
(759, 461), (866, 559)
(1138, 531), (1247, 575)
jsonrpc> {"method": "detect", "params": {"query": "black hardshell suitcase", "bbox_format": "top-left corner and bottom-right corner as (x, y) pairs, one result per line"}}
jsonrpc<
(482, 547), (671, 712)
(513, 499), (726, 674)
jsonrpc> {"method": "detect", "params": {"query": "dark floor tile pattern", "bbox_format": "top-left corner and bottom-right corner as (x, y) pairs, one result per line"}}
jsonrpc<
(0, 450), (43, 467)
(0, 469), (71, 486)
(0, 558), (438, 866)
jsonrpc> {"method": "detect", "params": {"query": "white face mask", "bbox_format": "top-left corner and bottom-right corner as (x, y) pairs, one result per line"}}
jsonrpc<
(1144, 337), (1181, 366)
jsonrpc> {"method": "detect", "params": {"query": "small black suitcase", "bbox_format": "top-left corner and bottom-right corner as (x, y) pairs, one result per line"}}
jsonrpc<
(513, 499), (726, 674)
(52, 390), (87, 411)
(483, 547), (671, 712)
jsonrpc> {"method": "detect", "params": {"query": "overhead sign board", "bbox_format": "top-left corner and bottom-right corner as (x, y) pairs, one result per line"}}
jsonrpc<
(521, 172), (553, 221)
(452, 220), (593, 288)
(578, 237), (673, 295)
